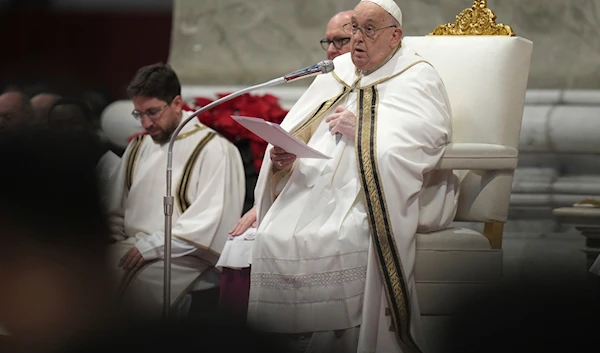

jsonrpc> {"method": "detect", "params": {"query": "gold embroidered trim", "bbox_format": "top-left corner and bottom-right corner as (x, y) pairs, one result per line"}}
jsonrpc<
(331, 72), (352, 90)
(291, 87), (350, 139)
(176, 132), (217, 214)
(176, 124), (207, 141)
(125, 135), (145, 191)
(430, 0), (515, 36)
(355, 86), (422, 353)
(359, 60), (431, 89)
(332, 73), (362, 92)
(268, 88), (351, 197)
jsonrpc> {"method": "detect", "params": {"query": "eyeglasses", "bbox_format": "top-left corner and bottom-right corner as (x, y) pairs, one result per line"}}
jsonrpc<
(131, 104), (168, 120)
(343, 23), (396, 39)
(320, 37), (351, 51)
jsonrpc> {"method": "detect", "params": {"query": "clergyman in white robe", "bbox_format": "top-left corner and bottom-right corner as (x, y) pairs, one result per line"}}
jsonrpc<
(247, 43), (458, 352)
(107, 111), (245, 317)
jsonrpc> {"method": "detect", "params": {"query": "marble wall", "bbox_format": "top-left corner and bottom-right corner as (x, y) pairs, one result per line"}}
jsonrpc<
(169, 0), (600, 89)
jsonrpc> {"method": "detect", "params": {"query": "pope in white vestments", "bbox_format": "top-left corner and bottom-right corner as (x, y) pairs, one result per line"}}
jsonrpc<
(247, 1), (458, 352)
(106, 63), (245, 317)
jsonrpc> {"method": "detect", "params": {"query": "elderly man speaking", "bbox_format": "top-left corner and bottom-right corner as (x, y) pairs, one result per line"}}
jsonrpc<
(247, 0), (458, 352)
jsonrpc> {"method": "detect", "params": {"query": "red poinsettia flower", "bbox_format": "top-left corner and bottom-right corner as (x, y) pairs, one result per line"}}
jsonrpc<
(194, 97), (213, 107)
(178, 93), (288, 171)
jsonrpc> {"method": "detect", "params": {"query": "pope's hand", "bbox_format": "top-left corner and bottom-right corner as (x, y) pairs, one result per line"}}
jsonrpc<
(119, 246), (146, 270)
(270, 146), (296, 171)
(229, 206), (257, 236)
(326, 106), (356, 141)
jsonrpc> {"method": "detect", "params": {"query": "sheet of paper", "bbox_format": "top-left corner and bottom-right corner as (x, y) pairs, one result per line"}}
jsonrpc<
(232, 116), (331, 159)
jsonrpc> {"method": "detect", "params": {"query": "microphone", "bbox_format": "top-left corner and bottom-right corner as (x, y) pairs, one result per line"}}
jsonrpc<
(283, 60), (335, 83)
(161, 60), (334, 319)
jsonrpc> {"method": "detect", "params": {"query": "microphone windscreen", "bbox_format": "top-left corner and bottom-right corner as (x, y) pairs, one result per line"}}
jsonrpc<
(319, 60), (335, 74)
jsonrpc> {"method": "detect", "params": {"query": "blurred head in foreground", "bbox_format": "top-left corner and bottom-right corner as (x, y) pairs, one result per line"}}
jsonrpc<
(0, 90), (35, 130)
(0, 126), (111, 352)
(47, 98), (95, 135)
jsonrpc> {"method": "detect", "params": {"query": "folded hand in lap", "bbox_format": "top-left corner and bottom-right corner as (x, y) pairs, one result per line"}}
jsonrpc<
(230, 206), (257, 236)
(119, 247), (146, 270)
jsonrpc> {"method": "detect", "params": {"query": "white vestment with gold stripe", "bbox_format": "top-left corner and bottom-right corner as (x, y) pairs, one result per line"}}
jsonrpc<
(107, 112), (245, 317)
(248, 47), (458, 353)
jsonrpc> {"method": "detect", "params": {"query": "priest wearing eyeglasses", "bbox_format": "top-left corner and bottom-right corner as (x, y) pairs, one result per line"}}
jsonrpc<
(247, 0), (458, 352)
(321, 10), (354, 60)
(105, 63), (245, 318)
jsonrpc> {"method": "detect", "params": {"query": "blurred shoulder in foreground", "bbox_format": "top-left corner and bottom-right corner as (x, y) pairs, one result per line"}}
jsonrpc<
(0, 125), (112, 353)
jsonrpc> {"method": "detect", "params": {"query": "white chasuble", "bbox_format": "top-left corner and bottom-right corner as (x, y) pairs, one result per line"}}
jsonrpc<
(248, 47), (458, 353)
(107, 112), (245, 317)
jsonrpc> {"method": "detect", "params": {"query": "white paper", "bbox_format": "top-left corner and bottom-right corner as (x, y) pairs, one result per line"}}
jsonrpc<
(232, 116), (331, 159)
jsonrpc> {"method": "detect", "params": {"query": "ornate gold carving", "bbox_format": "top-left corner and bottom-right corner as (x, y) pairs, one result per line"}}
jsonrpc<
(430, 0), (515, 36)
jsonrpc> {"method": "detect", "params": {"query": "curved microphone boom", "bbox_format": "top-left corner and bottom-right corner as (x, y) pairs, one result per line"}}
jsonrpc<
(161, 60), (334, 318)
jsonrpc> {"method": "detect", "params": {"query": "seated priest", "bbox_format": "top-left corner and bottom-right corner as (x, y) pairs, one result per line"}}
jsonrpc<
(247, 1), (457, 352)
(106, 63), (245, 318)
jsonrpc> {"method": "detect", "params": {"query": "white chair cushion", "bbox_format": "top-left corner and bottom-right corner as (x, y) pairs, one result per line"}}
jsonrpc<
(416, 227), (491, 250)
(414, 228), (502, 314)
(415, 228), (502, 282)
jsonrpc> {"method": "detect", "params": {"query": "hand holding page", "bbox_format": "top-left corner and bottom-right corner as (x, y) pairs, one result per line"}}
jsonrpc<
(232, 116), (331, 159)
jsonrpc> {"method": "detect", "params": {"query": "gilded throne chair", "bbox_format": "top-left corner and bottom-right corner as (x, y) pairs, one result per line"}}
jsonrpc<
(402, 0), (533, 337)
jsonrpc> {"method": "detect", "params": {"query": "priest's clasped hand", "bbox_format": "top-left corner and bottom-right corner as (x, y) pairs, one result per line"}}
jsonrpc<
(270, 146), (296, 171)
(326, 106), (356, 140)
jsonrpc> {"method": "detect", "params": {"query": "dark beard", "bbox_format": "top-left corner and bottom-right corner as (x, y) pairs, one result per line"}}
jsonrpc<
(150, 131), (171, 144)
(150, 120), (179, 144)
